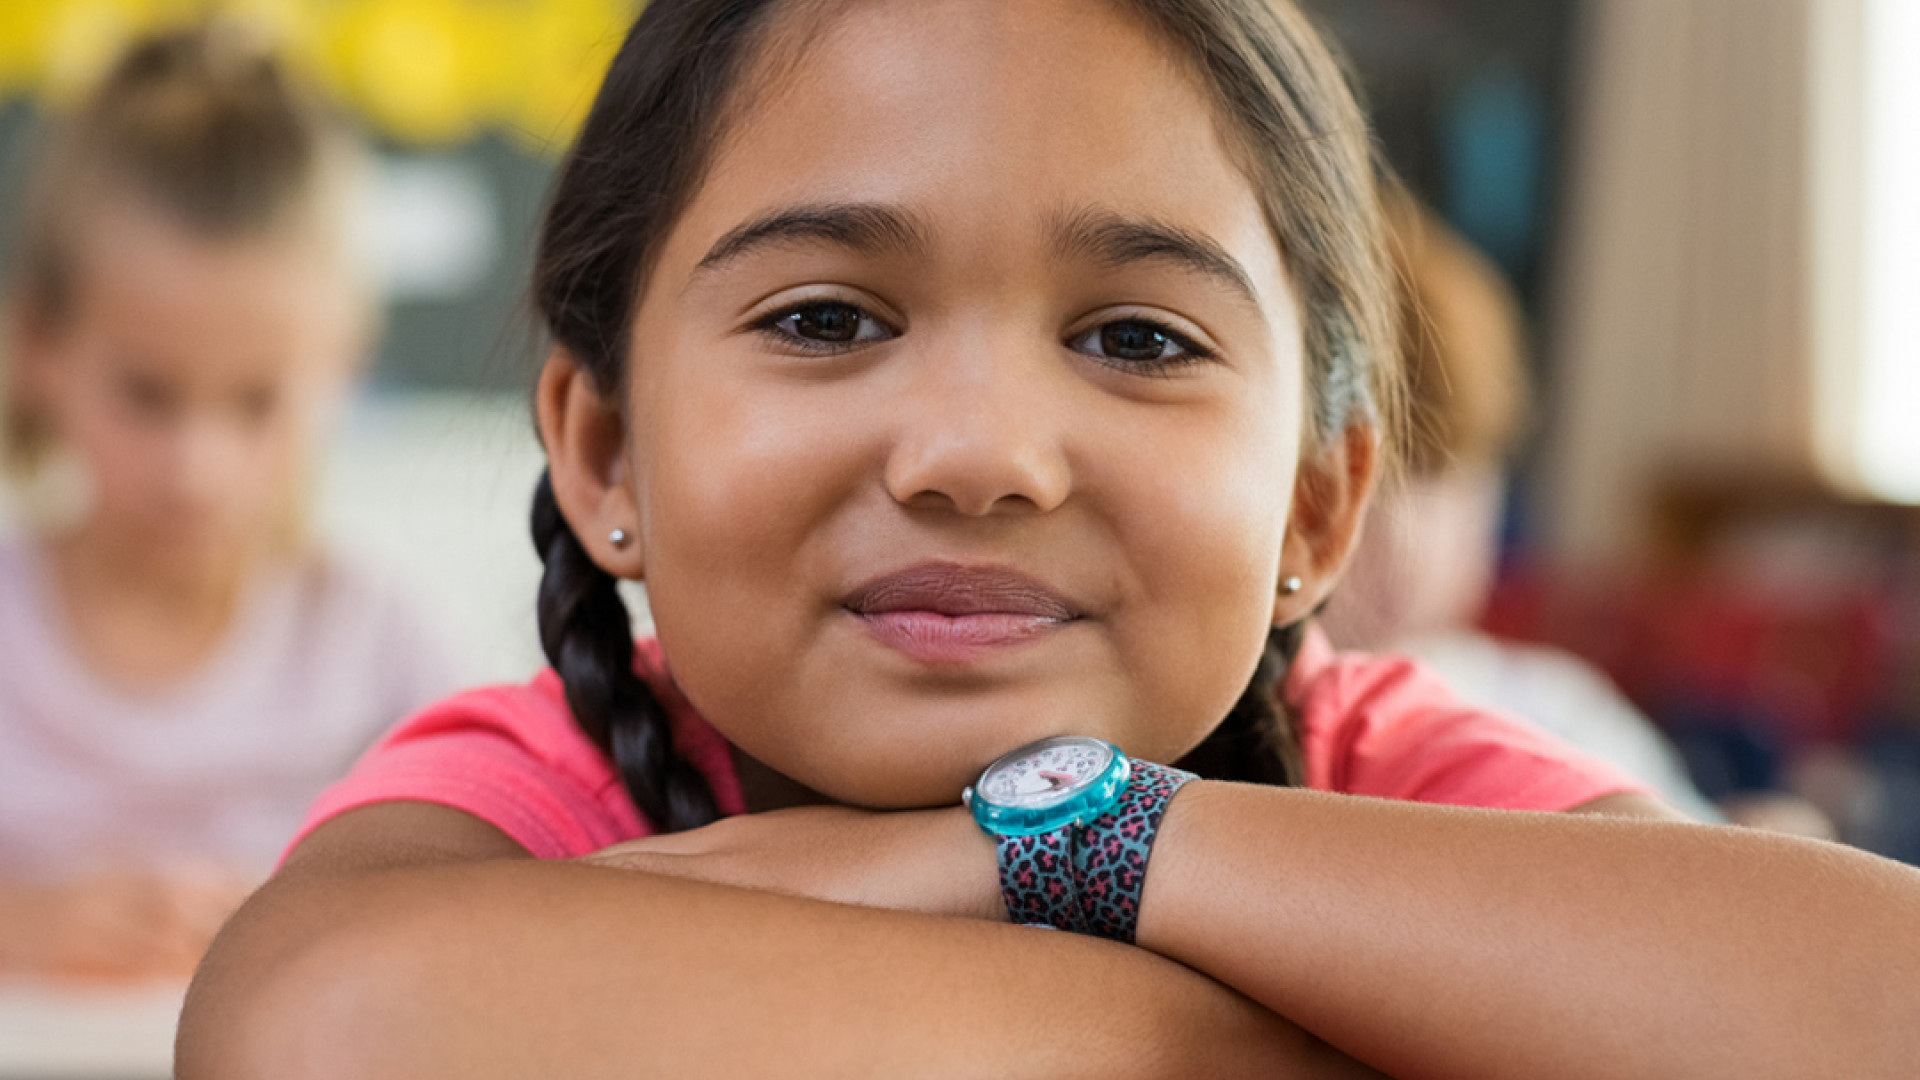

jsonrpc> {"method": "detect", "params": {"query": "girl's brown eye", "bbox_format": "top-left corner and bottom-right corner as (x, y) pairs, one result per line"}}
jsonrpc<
(236, 384), (279, 425)
(1101, 321), (1173, 362)
(119, 370), (180, 419)
(759, 301), (894, 350)
(1069, 317), (1211, 371)
(792, 303), (859, 342)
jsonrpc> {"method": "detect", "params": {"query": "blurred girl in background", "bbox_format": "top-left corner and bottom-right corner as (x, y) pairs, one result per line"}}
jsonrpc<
(0, 22), (462, 980)
(1321, 191), (1834, 835)
(1320, 191), (1721, 819)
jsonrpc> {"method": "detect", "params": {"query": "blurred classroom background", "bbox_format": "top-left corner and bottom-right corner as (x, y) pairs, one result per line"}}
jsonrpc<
(0, 0), (1917, 1072)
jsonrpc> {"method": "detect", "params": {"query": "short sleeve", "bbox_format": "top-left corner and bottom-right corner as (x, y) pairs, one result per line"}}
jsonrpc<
(286, 644), (748, 864)
(286, 674), (648, 861)
(1289, 629), (1649, 811)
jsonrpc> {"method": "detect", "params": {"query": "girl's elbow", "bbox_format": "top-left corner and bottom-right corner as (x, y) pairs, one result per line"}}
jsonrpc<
(177, 897), (424, 1080)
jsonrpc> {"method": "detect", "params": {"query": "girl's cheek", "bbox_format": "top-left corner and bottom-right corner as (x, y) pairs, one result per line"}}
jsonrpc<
(645, 382), (840, 557)
(1122, 458), (1293, 754)
(65, 395), (163, 512)
(640, 348), (871, 567)
(636, 369), (848, 606)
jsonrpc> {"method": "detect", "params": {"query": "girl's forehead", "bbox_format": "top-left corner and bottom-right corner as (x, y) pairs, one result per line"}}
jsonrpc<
(661, 0), (1286, 294)
(67, 207), (365, 378)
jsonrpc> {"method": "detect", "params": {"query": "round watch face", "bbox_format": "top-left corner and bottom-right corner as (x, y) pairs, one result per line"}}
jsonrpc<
(979, 737), (1115, 809)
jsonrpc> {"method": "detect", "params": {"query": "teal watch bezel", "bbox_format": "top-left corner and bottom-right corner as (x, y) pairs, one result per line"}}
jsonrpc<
(964, 736), (1132, 837)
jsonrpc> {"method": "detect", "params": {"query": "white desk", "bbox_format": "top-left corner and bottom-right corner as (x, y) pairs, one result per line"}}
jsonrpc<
(0, 982), (181, 1080)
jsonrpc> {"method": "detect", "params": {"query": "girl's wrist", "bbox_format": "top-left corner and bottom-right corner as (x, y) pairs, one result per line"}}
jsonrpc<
(1132, 778), (1226, 958)
(927, 805), (1008, 922)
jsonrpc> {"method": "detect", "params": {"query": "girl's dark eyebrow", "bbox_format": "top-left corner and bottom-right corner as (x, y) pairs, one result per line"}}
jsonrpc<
(692, 203), (1260, 312)
(1049, 208), (1262, 310)
(695, 203), (931, 274)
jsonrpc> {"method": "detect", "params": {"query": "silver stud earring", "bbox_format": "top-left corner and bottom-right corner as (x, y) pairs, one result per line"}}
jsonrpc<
(1279, 575), (1303, 596)
(608, 528), (631, 548)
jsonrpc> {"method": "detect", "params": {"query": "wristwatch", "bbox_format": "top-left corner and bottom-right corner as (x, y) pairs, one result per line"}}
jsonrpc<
(963, 735), (1195, 943)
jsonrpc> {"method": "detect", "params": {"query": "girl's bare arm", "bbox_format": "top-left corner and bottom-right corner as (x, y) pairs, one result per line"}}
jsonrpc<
(1137, 784), (1920, 1080)
(476, 784), (1920, 1079)
(177, 801), (1383, 1080)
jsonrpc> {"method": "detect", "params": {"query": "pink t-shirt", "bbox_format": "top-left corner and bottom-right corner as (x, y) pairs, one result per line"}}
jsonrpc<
(292, 630), (1645, 860)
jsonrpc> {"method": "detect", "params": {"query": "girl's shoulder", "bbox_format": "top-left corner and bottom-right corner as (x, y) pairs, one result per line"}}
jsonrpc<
(1286, 626), (1647, 811)
(285, 639), (743, 864)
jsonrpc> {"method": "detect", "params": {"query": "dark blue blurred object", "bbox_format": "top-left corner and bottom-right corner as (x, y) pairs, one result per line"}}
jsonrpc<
(1441, 65), (1545, 275)
(1856, 730), (1920, 865)
(1664, 708), (1787, 798)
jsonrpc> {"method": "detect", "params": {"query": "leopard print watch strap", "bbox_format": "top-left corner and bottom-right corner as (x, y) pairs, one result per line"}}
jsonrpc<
(995, 760), (1197, 942)
(996, 827), (1087, 932)
(1072, 760), (1194, 942)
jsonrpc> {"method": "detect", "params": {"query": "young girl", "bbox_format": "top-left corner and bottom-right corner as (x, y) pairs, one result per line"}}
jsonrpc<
(0, 25), (462, 979)
(182, 1), (1919, 1076)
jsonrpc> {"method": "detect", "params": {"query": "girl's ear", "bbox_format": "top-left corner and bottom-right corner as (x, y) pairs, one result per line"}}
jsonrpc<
(1274, 422), (1379, 627)
(536, 347), (645, 580)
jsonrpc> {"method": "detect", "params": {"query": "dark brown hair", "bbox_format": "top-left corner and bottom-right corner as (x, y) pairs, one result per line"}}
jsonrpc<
(530, 0), (1398, 828)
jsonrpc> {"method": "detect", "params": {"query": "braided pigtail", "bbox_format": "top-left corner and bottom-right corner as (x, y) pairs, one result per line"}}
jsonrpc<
(531, 471), (717, 832)
(1176, 623), (1308, 786)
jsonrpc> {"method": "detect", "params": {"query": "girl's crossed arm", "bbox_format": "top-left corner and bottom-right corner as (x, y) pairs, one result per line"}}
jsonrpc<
(177, 800), (1381, 1080)
(583, 786), (1920, 1080)
(1139, 784), (1920, 1080)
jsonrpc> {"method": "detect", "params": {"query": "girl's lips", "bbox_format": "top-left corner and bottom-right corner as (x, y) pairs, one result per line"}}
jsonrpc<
(856, 610), (1066, 663)
(843, 561), (1080, 663)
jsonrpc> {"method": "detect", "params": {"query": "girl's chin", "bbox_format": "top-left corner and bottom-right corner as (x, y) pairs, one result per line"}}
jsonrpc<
(764, 718), (1131, 811)
(141, 532), (254, 571)
(761, 748), (984, 811)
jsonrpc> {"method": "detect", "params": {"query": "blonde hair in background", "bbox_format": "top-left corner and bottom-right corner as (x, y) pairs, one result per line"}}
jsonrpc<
(1, 18), (370, 539)
(1381, 185), (1529, 477)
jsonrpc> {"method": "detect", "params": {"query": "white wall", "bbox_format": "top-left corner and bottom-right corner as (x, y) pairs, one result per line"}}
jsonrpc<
(316, 390), (653, 686)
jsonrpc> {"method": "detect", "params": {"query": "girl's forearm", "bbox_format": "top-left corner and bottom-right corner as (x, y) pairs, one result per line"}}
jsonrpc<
(0, 883), (35, 971)
(181, 857), (1384, 1080)
(1138, 782), (1920, 1080)
(0, 874), (236, 979)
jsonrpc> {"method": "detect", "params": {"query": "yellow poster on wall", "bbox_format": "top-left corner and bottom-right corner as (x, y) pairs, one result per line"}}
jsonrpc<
(0, 0), (639, 151)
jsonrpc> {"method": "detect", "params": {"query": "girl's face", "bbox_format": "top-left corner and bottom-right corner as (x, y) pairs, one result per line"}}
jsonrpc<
(21, 206), (363, 575)
(599, 0), (1335, 806)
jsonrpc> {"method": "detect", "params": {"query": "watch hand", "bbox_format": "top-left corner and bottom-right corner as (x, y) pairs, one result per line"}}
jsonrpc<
(1039, 771), (1076, 786)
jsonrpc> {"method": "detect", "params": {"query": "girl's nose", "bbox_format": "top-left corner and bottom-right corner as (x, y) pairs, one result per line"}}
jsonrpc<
(881, 338), (1073, 517)
(169, 410), (250, 506)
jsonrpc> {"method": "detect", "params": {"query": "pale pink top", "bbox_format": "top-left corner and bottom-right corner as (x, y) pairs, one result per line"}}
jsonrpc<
(292, 629), (1644, 861)
(0, 537), (466, 877)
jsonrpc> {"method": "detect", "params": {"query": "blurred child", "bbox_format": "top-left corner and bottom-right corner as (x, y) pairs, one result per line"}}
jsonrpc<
(1320, 191), (1831, 831)
(0, 23), (462, 980)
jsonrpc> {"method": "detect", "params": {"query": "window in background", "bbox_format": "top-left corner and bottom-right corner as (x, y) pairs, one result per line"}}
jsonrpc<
(1856, 0), (1920, 502)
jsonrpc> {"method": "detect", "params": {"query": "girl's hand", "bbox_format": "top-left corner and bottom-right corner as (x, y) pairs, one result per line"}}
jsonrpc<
(580, 805), (1005, 921)
(0, 868), (253, 981)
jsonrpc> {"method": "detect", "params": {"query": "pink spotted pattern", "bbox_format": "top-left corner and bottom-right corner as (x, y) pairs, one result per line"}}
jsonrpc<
(995, 761), (1196, 943)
